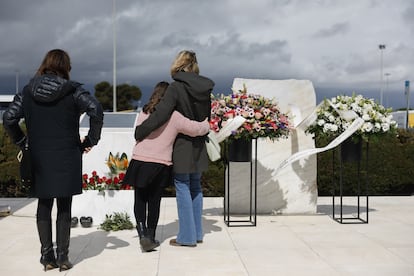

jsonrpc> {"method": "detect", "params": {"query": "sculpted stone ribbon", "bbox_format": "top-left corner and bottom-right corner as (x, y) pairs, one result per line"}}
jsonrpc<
(274, 101), (364, 175)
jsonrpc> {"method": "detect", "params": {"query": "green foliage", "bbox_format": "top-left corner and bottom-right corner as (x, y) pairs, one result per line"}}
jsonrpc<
(94, 81), (142, 111)
(162, 159), (225, 197)
(316, 129), (414, 195)
(202, 160), (225, 196)
(0, 124), (28, 197)
(99, 212), (134, 231)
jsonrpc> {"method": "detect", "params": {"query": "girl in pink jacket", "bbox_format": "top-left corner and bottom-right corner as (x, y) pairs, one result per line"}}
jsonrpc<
(123, 81), (209, 252)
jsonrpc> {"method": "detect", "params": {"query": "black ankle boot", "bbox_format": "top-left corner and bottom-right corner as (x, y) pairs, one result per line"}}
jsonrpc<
(147, 228), (160, 248)
(40, 247), (58, 271)
(56, 219), (73, 271)
(37, 220), (58, 271)
(136, 222), (158, 252)
(56, 251), (73, 271)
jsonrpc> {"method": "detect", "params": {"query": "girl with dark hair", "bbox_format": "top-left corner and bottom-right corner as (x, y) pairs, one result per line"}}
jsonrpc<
(3, 49), (104, 271)
(124, 81), (209, 252)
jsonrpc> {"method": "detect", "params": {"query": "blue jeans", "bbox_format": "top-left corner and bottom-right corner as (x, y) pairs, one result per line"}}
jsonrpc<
(174, 173), (203, 245)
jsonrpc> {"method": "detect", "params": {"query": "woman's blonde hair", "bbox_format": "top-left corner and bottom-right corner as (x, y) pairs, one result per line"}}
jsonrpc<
(170, 50), (199, 76)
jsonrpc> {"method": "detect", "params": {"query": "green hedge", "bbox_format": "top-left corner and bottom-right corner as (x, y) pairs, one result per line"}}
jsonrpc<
(1, 125), (413, 197)
(316, 130), (414, 195)
(0, 125), (29, 197)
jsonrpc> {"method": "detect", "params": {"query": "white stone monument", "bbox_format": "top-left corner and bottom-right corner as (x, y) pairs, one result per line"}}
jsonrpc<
(228, 78), (317, 214)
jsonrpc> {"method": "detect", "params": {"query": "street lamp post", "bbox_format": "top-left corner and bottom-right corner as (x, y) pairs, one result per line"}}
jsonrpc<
(15, 70), (19, 94)
(379, 44), (386, 105)
(385, 72), (390, 107)
(112, 0), (117, 112)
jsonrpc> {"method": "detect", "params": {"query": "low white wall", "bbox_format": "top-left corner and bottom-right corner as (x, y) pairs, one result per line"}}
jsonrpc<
(72, 190), (135, 226)
(80, 128), (135, 178)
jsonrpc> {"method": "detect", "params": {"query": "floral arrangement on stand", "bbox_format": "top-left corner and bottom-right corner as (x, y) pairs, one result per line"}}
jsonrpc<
(82, 152), (133, 191)
(305, 94), (398, 142)
(209, 84), (292, 141)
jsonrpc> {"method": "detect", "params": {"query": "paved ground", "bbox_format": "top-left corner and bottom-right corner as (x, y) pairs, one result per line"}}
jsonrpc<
(0, 196), (413, 276)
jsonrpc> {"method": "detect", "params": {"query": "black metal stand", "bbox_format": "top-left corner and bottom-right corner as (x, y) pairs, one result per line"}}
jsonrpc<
(224, 139), (257, 227)
(332, 141), (369, 224)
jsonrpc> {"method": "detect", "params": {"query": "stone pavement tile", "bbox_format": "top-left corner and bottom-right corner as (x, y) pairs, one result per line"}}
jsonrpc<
(70, 229), (133, 264)
(158, 247), (247, 276)
(70, 229), (160, 275)
(11, 200), (38, 217)
(0, 216), (35, 251)
(245, 265), (341, 276)
(238, 247), (330, 267)
(350, 223), (414, 248)
(311, 246), (406, 266)
(228, 225), (311, 250)
(388, 247), (414, 265)
(0, 198), (35, 215)
(295, 229), (382, 248)
(333, 264), (414, 276)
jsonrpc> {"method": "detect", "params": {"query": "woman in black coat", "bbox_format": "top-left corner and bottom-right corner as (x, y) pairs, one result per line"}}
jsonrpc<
(3, 49), (103, 271)
(135, 50), (214, 247)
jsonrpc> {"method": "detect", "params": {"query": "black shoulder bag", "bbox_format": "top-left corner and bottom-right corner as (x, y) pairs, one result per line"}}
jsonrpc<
(17, 88), (33, 186)
(17, 138), (33, 186)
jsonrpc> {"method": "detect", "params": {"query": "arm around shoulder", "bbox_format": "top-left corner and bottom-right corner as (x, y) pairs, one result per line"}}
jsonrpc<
(173, 112), (210, 137)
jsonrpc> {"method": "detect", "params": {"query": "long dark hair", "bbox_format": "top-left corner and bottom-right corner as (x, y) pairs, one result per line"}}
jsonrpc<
(36, 49), (71, 80)
(143, 81), (169, 113)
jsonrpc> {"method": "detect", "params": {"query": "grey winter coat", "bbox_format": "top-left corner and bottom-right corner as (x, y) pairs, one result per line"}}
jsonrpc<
(135, 72), (214, 173)
(2, 74), (104, 198)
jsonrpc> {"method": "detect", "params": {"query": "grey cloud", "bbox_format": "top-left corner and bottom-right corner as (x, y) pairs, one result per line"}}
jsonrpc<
(206, 32), (291, 62)
(402, 2), (414, 33)
(313, 22), (350, 38)
(0, 0), (413, 110)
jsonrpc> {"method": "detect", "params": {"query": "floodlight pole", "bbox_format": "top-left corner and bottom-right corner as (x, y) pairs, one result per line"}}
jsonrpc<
(15, 70), (19, 94)
(112, 0), (117, 112)
(379, 44), (386, 106)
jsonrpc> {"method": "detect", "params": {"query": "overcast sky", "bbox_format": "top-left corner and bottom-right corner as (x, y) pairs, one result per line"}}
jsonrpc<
(0, 0), (413, 109)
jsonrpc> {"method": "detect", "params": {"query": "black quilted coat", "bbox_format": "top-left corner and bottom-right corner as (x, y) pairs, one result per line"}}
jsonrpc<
(3, 74), (104, 198)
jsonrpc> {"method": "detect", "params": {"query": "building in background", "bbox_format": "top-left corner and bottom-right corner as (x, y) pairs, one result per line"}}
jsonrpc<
(0, 95), (14, 123)
(391, 110), (414, 129)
